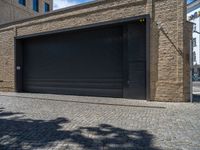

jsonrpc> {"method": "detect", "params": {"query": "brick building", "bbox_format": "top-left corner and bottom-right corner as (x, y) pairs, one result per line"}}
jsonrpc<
(0, 0), (193, 102)
(0, 0), (53, 24)
(187, 0), (200, 78)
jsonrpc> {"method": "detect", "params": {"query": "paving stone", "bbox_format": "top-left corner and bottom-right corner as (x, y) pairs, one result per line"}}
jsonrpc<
(0, 92), (199, 150)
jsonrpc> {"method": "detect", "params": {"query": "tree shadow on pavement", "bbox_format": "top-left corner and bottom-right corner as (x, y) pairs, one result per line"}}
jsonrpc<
(0, 108), (160, 150)
(69, 124), (160, 150)
(0, 107), (23, 117)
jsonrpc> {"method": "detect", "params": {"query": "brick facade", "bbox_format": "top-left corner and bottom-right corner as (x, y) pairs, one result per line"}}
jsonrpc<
(0, 0), (192, 102)
(0, 0), (53, 24)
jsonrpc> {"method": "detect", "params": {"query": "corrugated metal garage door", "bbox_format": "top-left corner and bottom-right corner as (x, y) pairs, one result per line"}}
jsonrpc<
(22, 26), (124, 97)
(16, 19), (147, 99)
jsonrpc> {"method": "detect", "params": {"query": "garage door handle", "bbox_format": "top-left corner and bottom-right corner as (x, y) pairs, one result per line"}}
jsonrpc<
(16, 66), (21, 70)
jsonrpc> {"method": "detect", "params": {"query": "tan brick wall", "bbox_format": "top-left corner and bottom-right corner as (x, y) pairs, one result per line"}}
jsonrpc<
(0, 28), (15, 91)
(0, 0), (192, 102)
(0, 0), (53, 24)
(150, 0), (188, 102)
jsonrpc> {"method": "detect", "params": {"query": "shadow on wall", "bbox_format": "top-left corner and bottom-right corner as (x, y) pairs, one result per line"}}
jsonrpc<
(0, 108), (161, 150)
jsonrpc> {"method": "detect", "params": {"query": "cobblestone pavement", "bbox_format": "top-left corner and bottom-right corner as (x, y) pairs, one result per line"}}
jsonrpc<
(0, 92), (199, 150)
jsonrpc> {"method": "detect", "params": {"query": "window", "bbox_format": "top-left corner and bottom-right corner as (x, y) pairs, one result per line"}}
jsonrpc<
(193, 51), (197, 63)
(193, 38), (197, 47)
(19, 0), (26, 6)
(33, 0), (39, 12)
(44, 3), (50, 13)
(193, 24), (196, 32)
(192, 68), (194, 76)
(198, 68), (200, 77)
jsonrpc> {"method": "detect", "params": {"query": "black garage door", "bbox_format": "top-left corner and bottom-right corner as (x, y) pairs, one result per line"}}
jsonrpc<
(16, 19), (147, 99)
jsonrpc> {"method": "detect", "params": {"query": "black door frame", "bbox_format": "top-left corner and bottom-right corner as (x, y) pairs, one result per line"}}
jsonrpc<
(15, 14), (150, 100)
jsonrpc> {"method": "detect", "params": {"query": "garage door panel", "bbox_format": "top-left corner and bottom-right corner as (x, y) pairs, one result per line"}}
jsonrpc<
(23, 86), (122, 97)
(23, 78), (123, 89)
(22, 26), (123, 97)
(123, 22), (146, 99)
(23, 28), (122, 79)
(127, 23), (146, 61)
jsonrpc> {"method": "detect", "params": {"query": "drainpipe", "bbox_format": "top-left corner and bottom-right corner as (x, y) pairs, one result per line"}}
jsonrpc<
(190, 39), (193, 103)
